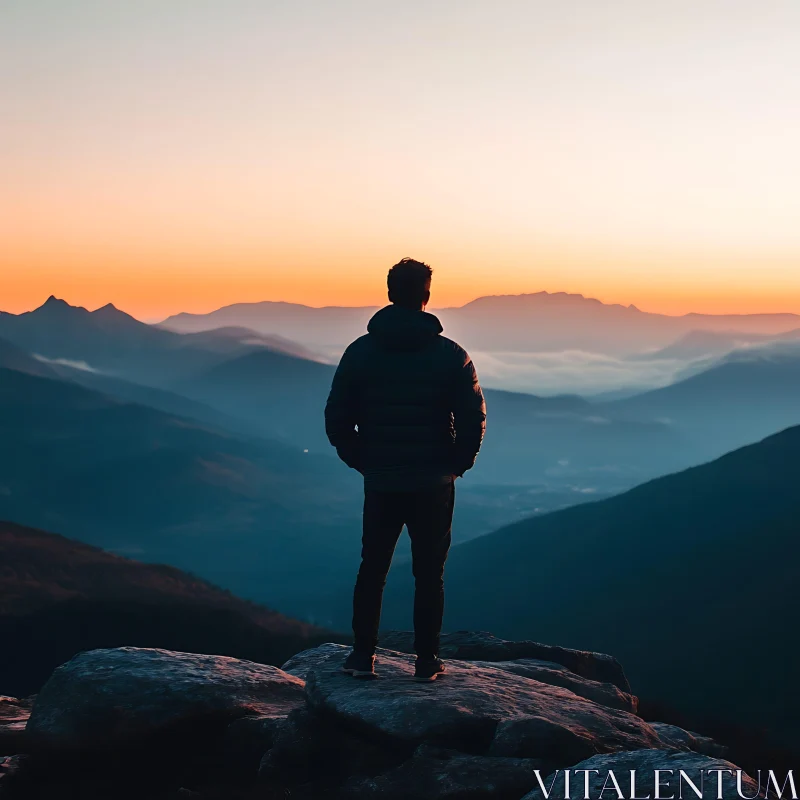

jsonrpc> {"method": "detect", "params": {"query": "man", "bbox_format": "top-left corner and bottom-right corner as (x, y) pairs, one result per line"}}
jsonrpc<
(325, 258), (486, 682)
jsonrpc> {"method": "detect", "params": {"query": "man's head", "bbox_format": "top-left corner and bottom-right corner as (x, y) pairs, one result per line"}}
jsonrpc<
(387, 258), (433, 310)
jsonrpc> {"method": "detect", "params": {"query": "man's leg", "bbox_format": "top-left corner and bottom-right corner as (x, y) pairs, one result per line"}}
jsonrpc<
(406, 480), (455, 659)
(352, 490), (405, 654)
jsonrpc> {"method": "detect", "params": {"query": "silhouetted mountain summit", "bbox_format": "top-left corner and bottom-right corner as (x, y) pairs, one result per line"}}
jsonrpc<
(0, 296), (317, 384)
(30, 296), (140, 331)
(40, 294), (70, 309)
(456, 290), (640, 312)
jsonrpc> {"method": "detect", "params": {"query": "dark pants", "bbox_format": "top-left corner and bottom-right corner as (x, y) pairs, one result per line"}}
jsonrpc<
(352, 480), (455, 659)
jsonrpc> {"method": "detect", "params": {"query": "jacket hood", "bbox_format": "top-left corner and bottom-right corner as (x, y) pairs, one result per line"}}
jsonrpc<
(367, 304), (443, 351)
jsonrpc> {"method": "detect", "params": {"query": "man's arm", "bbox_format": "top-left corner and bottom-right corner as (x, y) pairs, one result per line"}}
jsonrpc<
(324, 344), (363, 471)
(452, 353), (486, 477)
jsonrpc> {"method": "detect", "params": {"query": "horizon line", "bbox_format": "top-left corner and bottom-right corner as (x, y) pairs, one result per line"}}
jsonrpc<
(7, 291), (800, 325)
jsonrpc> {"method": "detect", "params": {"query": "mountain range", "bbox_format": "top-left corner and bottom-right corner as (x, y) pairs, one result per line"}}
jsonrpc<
(4, 292), (800, 500)
(0, 297), (691, 487)
(3, 291), (800, 750)
(0, 296), (317, 386)
(160, 292), (800, 357)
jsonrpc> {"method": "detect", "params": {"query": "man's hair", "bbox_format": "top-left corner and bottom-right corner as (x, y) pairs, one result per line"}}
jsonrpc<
(387, 258), (433, 309)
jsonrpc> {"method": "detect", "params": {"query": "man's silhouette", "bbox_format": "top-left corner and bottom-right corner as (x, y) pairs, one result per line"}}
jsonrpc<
(325, 258), (486, 681)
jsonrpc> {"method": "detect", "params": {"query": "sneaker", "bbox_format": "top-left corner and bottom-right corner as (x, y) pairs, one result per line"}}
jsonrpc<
(341, 650), (377, 679)
(414, 656), (446, 682)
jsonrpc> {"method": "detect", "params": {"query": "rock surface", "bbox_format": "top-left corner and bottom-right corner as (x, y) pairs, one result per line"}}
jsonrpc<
(290, 643), (664, 762)
(341, 743), (548, 799)
(0, 697), (32, 757)
(380, 630), (632, 692)
(7, 635), (757, 798)
(521, 749), (761, 800)
(472, 659), (636, 713)
(26, 647), (305, 751)
(650, 722), (728, 758)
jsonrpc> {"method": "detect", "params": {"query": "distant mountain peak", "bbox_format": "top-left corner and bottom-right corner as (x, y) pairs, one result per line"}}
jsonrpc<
(91, 302), (135, 322)
(30, 296), (92, 321)
(460, 291), (634, 312)
(41, 295), (71, 309)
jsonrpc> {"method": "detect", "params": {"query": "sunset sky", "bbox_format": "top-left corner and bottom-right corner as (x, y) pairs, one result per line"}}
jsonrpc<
(3, 1), (800, 321)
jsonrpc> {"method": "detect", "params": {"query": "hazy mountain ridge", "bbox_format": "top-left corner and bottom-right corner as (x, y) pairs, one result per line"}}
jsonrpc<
(2, 296), (693, 489)
(0, 296), (317, 385)
(160, 291), (800, 357)
(172, 347), (337, 451)
(5, 291), (800, 635)
(6, 293), (800, 515)
(0, 366), (365, 622)
(4, 291), (800, 751)
(607, 344), (800, 458)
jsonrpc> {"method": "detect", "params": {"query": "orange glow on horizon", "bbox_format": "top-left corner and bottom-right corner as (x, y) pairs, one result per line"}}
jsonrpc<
(4, 248), (800, 322)
(4, 4), (800, 323)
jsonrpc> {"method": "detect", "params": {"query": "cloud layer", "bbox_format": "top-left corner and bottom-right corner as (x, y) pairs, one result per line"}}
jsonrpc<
(471, 349), (708, 397)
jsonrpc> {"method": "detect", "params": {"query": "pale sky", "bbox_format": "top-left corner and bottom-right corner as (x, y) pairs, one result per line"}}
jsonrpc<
(2, 1), (800, 319)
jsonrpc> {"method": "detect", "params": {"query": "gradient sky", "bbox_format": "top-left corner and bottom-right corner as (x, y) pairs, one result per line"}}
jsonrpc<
(3, 1), (800, 321)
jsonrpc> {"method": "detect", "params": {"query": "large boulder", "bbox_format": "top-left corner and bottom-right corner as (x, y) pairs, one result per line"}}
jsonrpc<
(380, 630), (631, 692)
(9, 638), (758, 800)
(26, 647), (305, 751)
(290, 644), (665, 764)
(0, 697), (32, 755)
(522, 749), (762, 800)
(341, 743), (548, 799)
(286, 648), (635, 712)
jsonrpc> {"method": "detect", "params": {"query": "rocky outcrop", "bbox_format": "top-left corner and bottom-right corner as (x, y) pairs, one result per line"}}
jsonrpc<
(292, 643), (662, 760)
(521, 749), (761, 800)
(26, 647), (305, 751)
(379, 631), (631, 692)
(8, 634), (749, 798)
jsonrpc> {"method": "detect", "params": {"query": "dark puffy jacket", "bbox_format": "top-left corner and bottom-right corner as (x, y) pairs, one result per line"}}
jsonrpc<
(325, 304), (486, 490)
